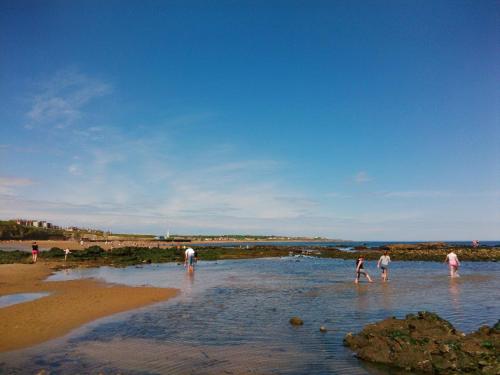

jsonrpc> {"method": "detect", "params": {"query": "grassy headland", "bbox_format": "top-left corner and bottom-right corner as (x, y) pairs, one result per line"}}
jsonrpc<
(0, 221), (66, 240)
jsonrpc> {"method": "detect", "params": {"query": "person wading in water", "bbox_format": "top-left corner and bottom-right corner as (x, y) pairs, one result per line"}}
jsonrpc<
(355, 256), (373, 284)
(377, 251), (391, 282)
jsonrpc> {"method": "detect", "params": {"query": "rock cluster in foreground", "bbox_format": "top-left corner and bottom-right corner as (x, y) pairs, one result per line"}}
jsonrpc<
(344, 312), (499, 374)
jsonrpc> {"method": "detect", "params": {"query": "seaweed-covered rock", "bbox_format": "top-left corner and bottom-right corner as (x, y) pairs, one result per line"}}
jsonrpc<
(289, 317), (304, 326)
(344, 312), (499, 374)
(42, 247), (65, 258)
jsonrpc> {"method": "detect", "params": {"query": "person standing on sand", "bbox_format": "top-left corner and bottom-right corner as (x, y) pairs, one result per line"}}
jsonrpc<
(377, 251), (391, 281)
(184, 246), (196, 272)
(31, 241), (39, 263)
(355, 256), (373, 283)
(445, 251), (460, 278)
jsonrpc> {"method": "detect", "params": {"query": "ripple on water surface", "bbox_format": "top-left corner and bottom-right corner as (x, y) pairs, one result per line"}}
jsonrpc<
(1, 258), (499, 374)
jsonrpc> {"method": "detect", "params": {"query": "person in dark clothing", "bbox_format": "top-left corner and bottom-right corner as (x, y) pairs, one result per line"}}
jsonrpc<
(355, 256), (373, 283)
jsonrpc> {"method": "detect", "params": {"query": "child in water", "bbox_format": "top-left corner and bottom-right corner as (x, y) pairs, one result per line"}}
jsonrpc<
(355, 256), (373, 283)
(377, 251), (391, 282)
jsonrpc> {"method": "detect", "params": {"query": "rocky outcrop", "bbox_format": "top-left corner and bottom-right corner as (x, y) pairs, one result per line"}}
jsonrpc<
(344, 312), (499, 374)
(379, 242), (448, 251)
(289, 317), (304, 326)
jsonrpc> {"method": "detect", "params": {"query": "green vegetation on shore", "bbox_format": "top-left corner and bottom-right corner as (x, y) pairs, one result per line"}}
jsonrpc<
(0, 244), (498, 266)
(0, 221), (66, 240)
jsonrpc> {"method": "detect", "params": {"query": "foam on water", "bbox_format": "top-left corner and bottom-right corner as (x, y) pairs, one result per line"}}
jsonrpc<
(1, 258), (499, 374)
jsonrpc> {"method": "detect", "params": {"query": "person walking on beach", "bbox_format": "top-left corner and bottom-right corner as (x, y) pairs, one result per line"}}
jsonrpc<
(184, 246), (196, 272)
(377, 251), (391, 281)
(445, 251), (460, 278)
(64, 248), (71, 262)
(31, 241), (39, 263)
(355, 256), (373, 283)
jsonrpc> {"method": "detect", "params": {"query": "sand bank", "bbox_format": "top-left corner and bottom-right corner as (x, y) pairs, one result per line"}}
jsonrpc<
(0, 263), (178, 352)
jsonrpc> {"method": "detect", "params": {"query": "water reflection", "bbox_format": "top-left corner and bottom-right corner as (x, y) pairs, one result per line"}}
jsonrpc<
(449, 278), (461, 311)
(355, 284), (370, 312)
(183, 268), (196, 297)
(380, 282), (393, 312)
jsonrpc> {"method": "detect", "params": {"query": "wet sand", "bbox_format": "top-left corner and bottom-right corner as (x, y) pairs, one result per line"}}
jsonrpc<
(0, 263), (178, 352)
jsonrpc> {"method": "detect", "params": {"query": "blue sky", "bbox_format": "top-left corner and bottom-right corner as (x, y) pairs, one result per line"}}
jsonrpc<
(0, 1), (498, 240)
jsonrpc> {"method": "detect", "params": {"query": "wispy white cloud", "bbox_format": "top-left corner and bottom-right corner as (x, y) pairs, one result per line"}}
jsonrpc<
(9, 69), (499, 240)
(0, 187), (500, 240)
(0, 176), (34, 195)
(373, 190), (500, 199)
(325, 192), (353, 199)
(67, 164), (82, 176)
(353, 171), (371, 183)
(378, 190), (450, 198)
(204, 160), (282, 174)
(25, 69), (111, 129)
(156, 160), (313, 220)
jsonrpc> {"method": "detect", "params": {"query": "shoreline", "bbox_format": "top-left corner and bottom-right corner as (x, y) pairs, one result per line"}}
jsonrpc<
(1, 242), (499, 267)
(0, 262), (178, 352)
(0, 239), (343, 252)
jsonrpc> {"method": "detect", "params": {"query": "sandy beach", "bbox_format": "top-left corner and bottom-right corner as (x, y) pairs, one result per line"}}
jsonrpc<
(0, 239), (156, 252)
(0, 262), (178, 352)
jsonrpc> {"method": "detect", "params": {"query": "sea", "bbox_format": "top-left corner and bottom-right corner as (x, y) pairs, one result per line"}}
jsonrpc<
(1, 257), (499, 374)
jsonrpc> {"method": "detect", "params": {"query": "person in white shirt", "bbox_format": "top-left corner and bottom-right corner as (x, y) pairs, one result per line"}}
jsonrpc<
(445, 251), (460, 278)
(184, 247), (196, 272)
(377, 251), (391, 282)
(64, 248), (71, 262)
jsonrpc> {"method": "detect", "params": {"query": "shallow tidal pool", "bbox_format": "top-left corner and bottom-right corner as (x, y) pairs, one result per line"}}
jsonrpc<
(0, 292), (50, 309)
(1, 257), (499, 374)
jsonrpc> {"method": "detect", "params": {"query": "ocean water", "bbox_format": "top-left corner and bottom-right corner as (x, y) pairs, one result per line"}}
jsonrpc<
(0, 292), (50, 309)
(194, 240), (500, 248)
(1, 258), (499, 374)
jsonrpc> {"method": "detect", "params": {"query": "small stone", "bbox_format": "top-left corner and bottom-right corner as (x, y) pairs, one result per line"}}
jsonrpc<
(320, 326), (327, 333)
(289, 317), (304, 326)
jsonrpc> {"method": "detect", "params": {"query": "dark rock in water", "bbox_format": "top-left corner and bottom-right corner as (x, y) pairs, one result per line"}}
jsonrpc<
(344, 311), (500, 374)
(319, 326), (327, 333)
(354, 246), (368, 250)
(289, 317), (304, 326)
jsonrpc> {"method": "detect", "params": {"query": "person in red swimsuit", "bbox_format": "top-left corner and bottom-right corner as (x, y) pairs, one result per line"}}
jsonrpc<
(31, 241), (39, 263)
